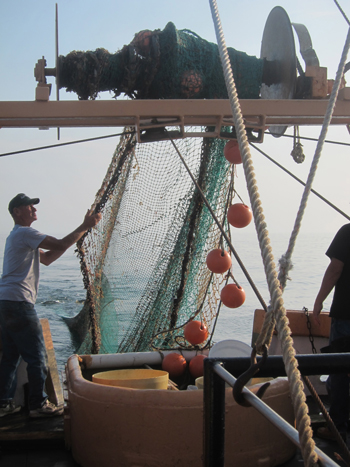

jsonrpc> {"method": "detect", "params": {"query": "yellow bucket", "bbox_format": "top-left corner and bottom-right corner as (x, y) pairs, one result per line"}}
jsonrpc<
(195, 376), (232, 389)
(195, 376), (204, 389)
(92, 369), (169, 390)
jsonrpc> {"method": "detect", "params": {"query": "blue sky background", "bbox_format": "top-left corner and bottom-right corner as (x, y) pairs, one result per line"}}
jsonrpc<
(0, 0), (349, 249)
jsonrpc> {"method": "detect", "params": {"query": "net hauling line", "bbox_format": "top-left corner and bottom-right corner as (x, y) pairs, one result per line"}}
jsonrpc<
(250, 143), (350, 222)
(208, 0), (321, 465)
(167, 133), (268, 315)
(2, 130), (350, 159)
(210, 0), (350, 465)
(274, 2), (350, 461)
(277, 9), (350, 293)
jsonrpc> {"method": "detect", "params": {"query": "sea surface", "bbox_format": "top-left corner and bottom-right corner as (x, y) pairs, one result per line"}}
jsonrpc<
(0, 230), (335, 374)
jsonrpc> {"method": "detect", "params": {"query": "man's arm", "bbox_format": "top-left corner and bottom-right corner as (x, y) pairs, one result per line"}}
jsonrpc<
(312, 257), (344, 325)
(39, 210), (101, 266)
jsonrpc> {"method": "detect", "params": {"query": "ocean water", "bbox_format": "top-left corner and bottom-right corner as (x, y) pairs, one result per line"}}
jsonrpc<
(0, 230), (335, 374)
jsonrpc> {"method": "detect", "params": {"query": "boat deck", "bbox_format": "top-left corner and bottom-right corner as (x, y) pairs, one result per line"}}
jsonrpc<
(0, 432), (348, 467)
(0, 438), (78, 467)
(0, 398), (348, 467)
(0, 407), (64, 441)
(0, 408), (79, 467)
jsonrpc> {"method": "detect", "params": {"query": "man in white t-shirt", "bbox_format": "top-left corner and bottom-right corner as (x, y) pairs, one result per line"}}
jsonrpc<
(0, 193), (101, 418)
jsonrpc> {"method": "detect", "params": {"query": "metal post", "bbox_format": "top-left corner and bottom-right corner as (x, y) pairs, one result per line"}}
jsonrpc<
(204, 359), (342, 467)
(203, 359), (226, 467)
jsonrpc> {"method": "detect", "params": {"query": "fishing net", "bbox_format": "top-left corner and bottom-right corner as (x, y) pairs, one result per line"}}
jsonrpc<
(59, 22), (264, 100)
(71, 128), (234, 354)
(61, 22), (262, 354)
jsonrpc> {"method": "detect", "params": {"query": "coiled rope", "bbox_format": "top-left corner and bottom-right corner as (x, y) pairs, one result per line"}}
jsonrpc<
(278, 22), (350, 291)
(208, 1), (318, 465)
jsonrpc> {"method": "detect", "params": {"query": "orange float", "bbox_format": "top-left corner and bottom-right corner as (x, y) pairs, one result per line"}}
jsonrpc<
(206, 248), (231, 274)
(189, 355), (206, 379)
(227, 203), (252, 228)
(224, 140), (242, 164)
(184, 321), (209, 346)
(220, 283), (246, 308)
(161, 353), (187, 378)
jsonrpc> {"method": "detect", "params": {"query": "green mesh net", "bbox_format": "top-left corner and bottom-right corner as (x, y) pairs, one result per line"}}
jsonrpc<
(72, 128), (234, 354)
(59, 22), (264, 100)
(59, 22), (260, 354)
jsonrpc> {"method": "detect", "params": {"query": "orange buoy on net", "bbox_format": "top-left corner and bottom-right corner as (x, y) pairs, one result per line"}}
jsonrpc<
(184, 320), (209, 346)
(220, 283), (246, 308)
(206, 248), (232, 274)
(223, 140), (242, 164)
(162, 353), (187, 378)
(227, 203), (252, 228)
(189, 354), (206, 379)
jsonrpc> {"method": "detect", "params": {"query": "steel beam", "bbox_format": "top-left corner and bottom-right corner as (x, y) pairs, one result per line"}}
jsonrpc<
(0, 98), (350, 140)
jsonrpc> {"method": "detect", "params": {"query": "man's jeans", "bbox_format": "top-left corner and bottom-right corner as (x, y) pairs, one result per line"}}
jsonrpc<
(0, 300), (48, 409)
(327, 318), (350, 435)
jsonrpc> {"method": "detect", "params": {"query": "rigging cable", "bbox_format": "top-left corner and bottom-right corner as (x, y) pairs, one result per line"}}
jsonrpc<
(167, 131), (268, 313)
(1, 129), (350, 160)
(250, 143), (350, 222)
(334, 0), (350, 26)
(278, 17), (350, 292)
(209, 1), (318, 464)
(0, 130), (133, 158)
(267, 132), (350, 147)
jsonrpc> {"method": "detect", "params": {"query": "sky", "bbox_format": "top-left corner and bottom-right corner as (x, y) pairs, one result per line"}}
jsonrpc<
(0, 0), (350, 252)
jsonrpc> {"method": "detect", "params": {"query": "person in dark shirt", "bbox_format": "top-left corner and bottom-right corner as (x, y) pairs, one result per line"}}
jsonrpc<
(313, 224), (350, 442)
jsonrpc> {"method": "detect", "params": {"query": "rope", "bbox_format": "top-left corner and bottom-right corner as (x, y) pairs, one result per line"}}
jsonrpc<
(2, 129), (350, 160)
(267, 131), (350, 148)
(303, 375), (350, 464)
(168, 135), (268, 313)
(334, 0), (350, 26)
(0, 131), (132, 158)
(250, 143), (350, 222)
(278, 22), (350, 291)
(208, 1), (318, 465)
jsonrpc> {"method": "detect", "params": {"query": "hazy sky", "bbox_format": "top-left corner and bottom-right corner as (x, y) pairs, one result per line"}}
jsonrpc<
(0, 0), (349, 253)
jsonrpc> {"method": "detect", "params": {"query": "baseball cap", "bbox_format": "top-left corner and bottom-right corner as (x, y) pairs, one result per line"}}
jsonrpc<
(8, 193), (40, 214)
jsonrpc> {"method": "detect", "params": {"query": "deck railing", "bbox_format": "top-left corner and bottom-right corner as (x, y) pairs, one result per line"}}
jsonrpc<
(203, 354), (350, 467)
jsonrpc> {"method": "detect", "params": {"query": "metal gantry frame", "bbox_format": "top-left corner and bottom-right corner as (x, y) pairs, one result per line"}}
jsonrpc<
(2, 91), (350, 466)
(0, 93), (350, 142)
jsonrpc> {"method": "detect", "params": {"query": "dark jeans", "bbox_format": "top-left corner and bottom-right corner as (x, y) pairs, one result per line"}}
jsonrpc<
(327, 318), (350, 435)
(0, 300), (48, 409)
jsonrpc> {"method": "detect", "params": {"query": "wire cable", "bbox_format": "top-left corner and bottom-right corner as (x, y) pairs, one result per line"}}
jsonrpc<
(250, 143), (350, 221)
(0, 130), (133, 158)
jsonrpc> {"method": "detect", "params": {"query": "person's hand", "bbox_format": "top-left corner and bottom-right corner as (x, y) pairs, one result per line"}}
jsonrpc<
(83, 210), (102, 229)
(312, 301), (323, 326)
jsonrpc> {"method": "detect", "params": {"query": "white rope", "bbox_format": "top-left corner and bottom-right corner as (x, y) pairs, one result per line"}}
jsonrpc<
(208, 1), (318, 465)
(278, 24), (350, 291)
